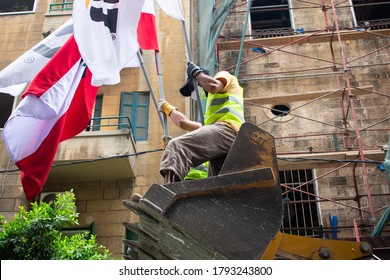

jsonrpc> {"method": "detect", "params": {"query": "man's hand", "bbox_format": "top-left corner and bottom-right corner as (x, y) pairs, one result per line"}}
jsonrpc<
(158, 99), (177, 116)
(187, 61), (202, 78)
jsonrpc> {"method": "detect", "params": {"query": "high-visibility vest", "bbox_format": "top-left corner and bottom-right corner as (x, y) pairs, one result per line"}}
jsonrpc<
(204, 74), (244, 130)
(184, 162), (209, 180)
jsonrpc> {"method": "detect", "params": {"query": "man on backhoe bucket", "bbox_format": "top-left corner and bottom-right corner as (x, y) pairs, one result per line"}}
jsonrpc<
(158, 61), (244, 184)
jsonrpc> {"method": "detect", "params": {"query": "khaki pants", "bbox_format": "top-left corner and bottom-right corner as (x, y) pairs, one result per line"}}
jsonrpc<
(160, 123), (237, 182)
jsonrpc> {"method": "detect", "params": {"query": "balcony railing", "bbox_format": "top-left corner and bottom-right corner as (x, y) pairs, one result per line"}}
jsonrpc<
(48, 2), (73, 12)
(86, 115), (136, 151)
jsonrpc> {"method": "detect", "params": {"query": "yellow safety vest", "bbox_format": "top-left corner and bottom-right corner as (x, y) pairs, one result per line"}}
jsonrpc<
(204, 75), (244, 130)
(184, 162), (209, 180)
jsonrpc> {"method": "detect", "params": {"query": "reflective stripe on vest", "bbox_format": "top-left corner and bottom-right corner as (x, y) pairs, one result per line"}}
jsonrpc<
(205, 90), (244, 128)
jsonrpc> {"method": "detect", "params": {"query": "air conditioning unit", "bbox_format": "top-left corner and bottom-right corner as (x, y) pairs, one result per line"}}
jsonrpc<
(40, 192), (65, 204)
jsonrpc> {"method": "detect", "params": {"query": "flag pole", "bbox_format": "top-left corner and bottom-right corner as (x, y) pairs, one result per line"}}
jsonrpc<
(154, 51), (170, 138)
(136, 51), (167, 134)
(181, 20), (205, 125)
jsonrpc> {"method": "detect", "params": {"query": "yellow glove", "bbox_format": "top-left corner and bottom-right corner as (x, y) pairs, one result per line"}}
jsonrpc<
(161, 136), (172, 150)
(158, 99), (177, 116)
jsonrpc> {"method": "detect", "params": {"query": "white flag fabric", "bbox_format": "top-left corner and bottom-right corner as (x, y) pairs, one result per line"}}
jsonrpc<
(73, 0), (145, 86)
(2, 36), (98, 200)
(0, 19), (73, 96)
(0, 83), (28, 96)
(156, 0), (185, 21)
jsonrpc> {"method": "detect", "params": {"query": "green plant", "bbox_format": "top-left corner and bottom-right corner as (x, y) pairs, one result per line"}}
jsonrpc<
(54, 233), (110, 260)
(0, 190), (111, 260)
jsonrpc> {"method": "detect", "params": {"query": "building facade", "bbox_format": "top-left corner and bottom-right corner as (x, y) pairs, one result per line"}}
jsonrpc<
(0, 0), (389, 259)
(0, 0), (191, 259)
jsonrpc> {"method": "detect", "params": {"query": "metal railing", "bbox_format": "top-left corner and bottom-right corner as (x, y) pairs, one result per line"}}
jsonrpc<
(86, 116), (136, 147)
(48, 2), (73, 12)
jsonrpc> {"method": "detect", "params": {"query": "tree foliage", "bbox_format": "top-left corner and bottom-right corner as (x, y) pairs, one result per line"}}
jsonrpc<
(0, 190), (110, 260)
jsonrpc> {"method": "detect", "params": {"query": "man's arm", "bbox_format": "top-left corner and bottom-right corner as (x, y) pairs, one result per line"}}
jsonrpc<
(158, 99), (202, 132)
(169, 109), (202, 131)
(194, 72), (225, 94)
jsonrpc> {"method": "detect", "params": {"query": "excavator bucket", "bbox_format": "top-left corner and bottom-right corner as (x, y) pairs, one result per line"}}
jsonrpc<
(123, 123), (283, 260)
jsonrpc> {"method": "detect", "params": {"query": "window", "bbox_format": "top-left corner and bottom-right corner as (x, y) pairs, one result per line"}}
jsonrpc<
(87, 95), (103, 131)
(280, 169), (320, 237)
(250, 0), (293, 38)
(120, 92), (150, 141)
(0, 0), (36, 14)
(352, 0), (390, 30)
(0, 93), (14, 128)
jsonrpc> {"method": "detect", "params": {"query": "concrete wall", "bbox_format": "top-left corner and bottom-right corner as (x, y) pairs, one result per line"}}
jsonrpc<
(218, 0), (390, 238)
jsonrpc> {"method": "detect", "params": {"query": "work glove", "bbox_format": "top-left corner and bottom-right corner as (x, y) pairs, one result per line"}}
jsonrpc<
(158, 99), (177, 116)
(187, 61), (202, 78)
(161, 135), (172, 150)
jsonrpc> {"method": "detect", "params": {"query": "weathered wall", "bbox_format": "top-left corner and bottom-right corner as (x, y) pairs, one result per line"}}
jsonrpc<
(218, 0), (390, 238)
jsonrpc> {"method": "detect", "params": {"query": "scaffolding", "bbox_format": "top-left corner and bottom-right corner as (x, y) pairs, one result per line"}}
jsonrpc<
(202, 0), (390, 242)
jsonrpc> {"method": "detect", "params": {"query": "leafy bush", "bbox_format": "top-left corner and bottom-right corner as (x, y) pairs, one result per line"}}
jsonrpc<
(0, 190), (110, 260)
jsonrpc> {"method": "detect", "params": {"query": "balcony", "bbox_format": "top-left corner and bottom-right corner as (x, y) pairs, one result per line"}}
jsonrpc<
(47, 116), (137, 183)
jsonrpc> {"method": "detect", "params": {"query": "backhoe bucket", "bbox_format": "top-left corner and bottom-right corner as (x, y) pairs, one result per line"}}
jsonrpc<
(123, 123), (283, 260)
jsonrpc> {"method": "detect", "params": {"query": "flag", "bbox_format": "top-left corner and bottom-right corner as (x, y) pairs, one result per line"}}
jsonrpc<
(126, 0), (159, 67)
(72, 0), (145, 86)
(2, 36), (98, 200)
(0, 19), (73, 96)
(156, 0), (185, 21)
(138, 0), (159, 51)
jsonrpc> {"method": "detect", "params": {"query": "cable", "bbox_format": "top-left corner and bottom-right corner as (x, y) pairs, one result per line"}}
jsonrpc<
(0, 148), (163, 174)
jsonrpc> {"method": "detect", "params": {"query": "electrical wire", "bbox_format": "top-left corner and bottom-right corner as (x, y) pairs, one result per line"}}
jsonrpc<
(0, 148), (163, 174)
(0, 149), (383, 174)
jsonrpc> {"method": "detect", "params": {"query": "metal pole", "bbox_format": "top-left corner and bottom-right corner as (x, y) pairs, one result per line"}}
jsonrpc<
(330, 0), (376, 223)
(155, 51), (169, 138)
(181, 20), (205, 125)
(235, 0), (252, 77)
(137, 51), (165, 131)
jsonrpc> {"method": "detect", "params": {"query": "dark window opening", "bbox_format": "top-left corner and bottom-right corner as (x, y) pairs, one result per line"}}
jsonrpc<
(250, 0), (293, 38)
(0, 0), (35, 13)
(352, 0), (390, 30)
(87, 95), (103, 131)
(280, 169), (320, 237)
(271, 104), (290, 117)
(0, 93), (14, 128)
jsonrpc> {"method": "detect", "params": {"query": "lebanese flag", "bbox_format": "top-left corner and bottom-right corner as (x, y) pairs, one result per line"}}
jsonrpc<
(137, 0), (159, 51)
(126, 0), (159, 67)
(1, 36), (98, 200)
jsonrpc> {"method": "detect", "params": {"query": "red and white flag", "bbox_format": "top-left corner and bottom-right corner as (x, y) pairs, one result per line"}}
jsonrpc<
(72, 0), (145, 86)
(156, 0), (184, 21)
(138, 0), (159, 51)
(0, 19), (73, 96)
(126, 0), (159, 67)
(1, 36), (98, 200)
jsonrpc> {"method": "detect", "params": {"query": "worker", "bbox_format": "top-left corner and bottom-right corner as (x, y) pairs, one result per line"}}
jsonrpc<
(158, 61), (244, 184)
